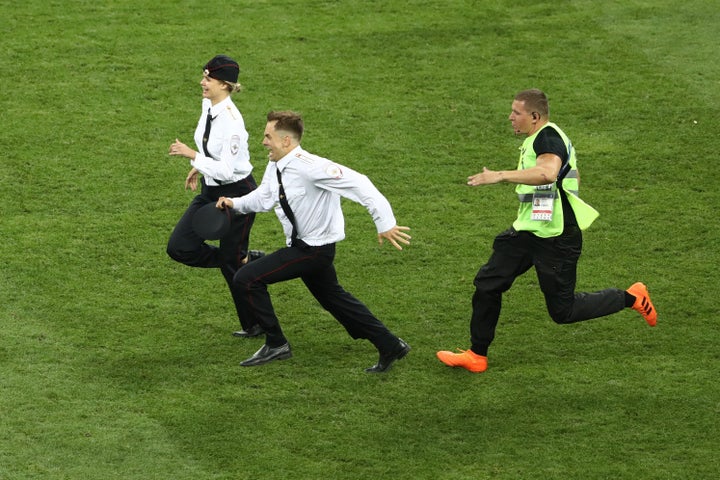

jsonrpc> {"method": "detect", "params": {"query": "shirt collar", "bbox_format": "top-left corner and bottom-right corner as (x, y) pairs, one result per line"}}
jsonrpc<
(276, 145), (303, 172)
(208, 96), (232, 117)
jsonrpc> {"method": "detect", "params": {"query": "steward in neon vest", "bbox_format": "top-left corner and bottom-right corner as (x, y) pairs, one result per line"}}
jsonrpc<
(435, 89), (658, 375)
(512, 122), (599, 237)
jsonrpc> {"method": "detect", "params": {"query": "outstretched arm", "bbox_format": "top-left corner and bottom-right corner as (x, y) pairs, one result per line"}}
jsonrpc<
(467, 154), (562, 186)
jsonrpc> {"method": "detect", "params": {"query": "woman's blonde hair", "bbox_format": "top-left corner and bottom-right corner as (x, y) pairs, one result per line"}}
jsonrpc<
(225, 81), (242, 94)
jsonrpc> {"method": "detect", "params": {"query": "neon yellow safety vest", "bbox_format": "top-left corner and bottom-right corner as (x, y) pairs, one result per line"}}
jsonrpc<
(512, 122), (599, 237)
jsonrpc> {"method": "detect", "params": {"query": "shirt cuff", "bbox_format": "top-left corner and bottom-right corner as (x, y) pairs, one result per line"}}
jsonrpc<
(229, 197), (246, 214)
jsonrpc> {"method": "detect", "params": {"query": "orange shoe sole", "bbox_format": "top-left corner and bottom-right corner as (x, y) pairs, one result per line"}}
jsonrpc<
(436, 350), (488, 373)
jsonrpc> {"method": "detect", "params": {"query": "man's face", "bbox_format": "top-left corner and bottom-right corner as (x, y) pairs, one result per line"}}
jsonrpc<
(508, 100), (534, 136)
(262, 121), (289, 162)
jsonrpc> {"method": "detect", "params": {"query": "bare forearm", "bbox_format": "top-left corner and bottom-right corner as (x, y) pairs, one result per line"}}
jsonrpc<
(496, 166), (557, 185)
(468, 154), (562, 187)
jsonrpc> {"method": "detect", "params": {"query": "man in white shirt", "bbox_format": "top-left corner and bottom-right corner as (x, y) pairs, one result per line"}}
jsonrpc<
(217, 110), (411, 372)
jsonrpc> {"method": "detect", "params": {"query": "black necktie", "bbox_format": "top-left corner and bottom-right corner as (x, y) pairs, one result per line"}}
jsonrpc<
(202, 108), (213, 157)
(276, 167), (298, 245)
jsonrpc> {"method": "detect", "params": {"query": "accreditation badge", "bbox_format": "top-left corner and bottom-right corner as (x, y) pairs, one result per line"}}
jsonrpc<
(531, 184), (554, 221)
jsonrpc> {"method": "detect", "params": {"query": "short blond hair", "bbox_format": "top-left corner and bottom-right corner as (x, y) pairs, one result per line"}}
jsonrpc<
(515, 89), (549, 117)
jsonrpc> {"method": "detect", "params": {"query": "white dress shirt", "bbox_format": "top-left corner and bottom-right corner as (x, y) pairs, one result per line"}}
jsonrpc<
(191, 97), (252, 186)
(230, 146), (397, 246)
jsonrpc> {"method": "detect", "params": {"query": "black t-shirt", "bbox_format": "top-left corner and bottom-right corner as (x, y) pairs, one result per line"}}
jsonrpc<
(532, 126), (578, 227)
(533, 127), (568, 163)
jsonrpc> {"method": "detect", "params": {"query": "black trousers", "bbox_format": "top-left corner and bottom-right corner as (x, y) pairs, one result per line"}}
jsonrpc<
(470, 226), (625, 356)
(167, 176), (257, 329)
(232, 242), (397, 351)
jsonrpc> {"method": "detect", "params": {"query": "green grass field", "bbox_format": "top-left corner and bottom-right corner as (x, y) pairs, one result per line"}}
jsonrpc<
(2, 1), (719, 478)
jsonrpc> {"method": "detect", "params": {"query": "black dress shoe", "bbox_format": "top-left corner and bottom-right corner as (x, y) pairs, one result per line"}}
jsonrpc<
(240, 343), (292, 367)
(365, 338), (410, 373)
(247, 250), (266, 262)
(232, 324), (265, 338)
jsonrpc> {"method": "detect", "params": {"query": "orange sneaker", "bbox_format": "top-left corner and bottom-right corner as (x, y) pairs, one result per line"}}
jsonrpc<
(436, 349), (488, 373)
(627, 282), (657, 327)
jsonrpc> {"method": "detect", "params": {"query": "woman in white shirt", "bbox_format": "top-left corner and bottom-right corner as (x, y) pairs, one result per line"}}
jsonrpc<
(167, 54), (263, 337)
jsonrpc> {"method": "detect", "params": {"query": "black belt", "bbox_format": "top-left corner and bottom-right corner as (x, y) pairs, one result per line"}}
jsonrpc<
(292, 239), (335, 251)
(209, 178), (239, 186)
